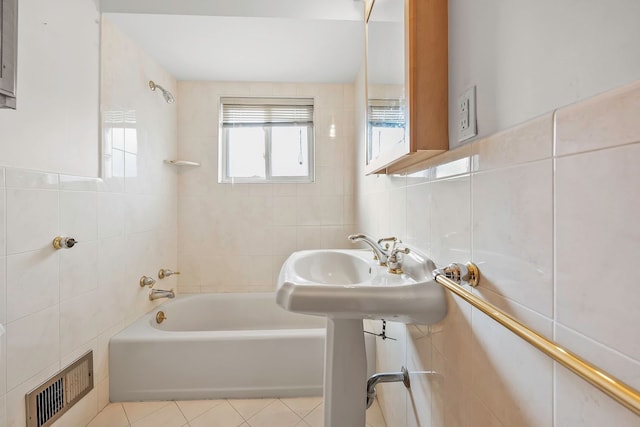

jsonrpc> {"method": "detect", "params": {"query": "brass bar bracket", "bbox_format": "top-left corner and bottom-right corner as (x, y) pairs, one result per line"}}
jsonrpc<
(437, 262), (479, 287)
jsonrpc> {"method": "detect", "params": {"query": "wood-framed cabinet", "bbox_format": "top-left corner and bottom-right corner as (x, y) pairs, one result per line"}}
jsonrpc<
(365, 0), (448, 174)
(0, 0), (18, 109)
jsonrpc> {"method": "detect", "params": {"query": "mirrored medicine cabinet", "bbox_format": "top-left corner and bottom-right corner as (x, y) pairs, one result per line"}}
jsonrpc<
(364, 0), (448, 174)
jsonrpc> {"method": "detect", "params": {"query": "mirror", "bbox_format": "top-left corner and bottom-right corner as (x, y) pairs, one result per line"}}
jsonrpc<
(365, 0), (407, 170)
(364, 0), (449, 174)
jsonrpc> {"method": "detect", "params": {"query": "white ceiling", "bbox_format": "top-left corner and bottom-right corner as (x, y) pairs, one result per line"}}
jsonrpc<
(102, 0), (366, 83)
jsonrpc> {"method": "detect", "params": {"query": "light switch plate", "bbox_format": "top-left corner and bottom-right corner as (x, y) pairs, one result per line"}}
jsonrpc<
(458, 85), (477, 142)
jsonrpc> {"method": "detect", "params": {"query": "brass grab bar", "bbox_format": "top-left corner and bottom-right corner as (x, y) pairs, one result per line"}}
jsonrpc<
(432, 263), (640, 417)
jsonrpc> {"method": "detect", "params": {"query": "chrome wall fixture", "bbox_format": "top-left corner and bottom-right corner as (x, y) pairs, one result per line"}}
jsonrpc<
(52, 236), (77, 249)
(149, 288), (175, 301)
(432, 262), (640, 416)
(366, 366), (411, 409)
(148, 80), (175, 104)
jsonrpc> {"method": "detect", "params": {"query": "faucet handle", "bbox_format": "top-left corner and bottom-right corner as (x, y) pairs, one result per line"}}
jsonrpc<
(53, 236), (78, 249)
(390, 246), (410, 256)
(158, 269), (180, 279)
(373, 237), (397, 261)
(376, 236), (398, 251)
(387, 246), (410, 274)
(139, 276), (156, 288)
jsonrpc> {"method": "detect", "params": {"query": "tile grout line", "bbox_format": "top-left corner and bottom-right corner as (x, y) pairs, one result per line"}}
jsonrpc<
(122, 403), (132, 427)
(122, 401), (172, 426)
(56, 173), (62, 366)
(226, 398), (254, 424)
(118, 402), (132, 426)
(553, 138), (640, 160)
(251, 398), (302, 424)
(174, 400), (189, 424)
(280, 397), (323, 420)
(551, 108), (558, 427)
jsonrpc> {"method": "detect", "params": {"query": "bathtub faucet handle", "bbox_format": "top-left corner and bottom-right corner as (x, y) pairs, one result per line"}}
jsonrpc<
(158, 269), (180, 279)
(139, 276), (156, 288)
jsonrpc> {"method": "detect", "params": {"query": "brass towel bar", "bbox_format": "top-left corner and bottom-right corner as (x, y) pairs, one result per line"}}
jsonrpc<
(432, 263), (640, 417)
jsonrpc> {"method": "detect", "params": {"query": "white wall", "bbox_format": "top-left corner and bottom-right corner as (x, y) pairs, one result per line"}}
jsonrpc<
(357, 79), (640, 427)
(449, 0), (640, 148)
(0, 13), (179, 427)
(0, 0), (100, 177)
(357, 5), (640, 424)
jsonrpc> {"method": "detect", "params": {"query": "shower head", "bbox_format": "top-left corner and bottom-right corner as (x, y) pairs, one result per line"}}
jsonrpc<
(148, 80), (175, 104)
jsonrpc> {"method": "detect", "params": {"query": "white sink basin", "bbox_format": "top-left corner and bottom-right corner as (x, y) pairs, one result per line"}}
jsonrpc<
(276, 248), (447, 324)
(276, 246), (447, 427)
(291, 250), (373, 285)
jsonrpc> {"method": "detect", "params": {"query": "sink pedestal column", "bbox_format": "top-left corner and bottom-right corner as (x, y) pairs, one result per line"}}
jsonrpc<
(324, 318), (366, 427)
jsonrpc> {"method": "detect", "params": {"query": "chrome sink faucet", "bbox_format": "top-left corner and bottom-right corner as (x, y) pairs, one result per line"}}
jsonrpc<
(149, 289), (175, 301)
(348, 234), (397, 266)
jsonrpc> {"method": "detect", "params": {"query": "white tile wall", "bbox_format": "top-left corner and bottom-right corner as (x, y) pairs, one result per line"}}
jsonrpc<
(355, 81), (640, 426)
(0, 16), (179, 427)
(6, 248), (59, 322)
(177, 81), (357, 293)
(59, 240), (99, 301)
(472, 159), (553, 317)
(6, 188), (59, 254)
(556, 143), (640, 360)
(6, 305), (60, 391)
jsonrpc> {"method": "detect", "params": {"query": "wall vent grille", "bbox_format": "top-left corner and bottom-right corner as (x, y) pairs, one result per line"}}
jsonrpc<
(25, 351), (94, 427)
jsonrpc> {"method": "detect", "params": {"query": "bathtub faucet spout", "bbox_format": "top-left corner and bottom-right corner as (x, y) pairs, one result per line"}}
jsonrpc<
(149, 289), (175, 301)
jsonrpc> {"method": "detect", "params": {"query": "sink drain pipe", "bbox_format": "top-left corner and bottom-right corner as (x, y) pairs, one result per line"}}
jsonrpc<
(366, 366), (410, 409)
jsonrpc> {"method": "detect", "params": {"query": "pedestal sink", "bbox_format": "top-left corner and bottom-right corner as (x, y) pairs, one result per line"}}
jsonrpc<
(276, 248), (447, 427)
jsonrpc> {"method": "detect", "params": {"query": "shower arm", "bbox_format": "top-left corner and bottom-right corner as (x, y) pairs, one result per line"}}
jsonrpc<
(148, 80), (175, 104)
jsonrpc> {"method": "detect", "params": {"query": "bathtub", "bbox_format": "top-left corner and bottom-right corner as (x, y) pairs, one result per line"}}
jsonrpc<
(109, 293), (327, 401)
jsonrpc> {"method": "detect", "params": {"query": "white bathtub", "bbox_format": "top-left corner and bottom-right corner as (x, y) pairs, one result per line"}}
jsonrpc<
(109, 293), (326, 401)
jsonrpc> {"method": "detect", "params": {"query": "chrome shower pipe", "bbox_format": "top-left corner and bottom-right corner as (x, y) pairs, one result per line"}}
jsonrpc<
(366, 366), (411, 409)
(149, 80), (175, 104)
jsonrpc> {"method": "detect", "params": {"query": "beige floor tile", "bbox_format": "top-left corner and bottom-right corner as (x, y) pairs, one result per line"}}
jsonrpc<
(302, 403), (323, 427)
(131, 403), (187, 427)
(294, 420), (312, 426)
(189, 401), (245, 427)
(280, 397), (323, 418)
(300, 401), (387, 427)
(227, 398), (275, 420)
(176, 399), (225, 421)
(246, 400), (302, 427)
(87, 403), (129, 427)
(122, 401), (171, 424)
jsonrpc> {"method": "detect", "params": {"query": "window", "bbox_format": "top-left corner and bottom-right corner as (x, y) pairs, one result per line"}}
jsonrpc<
(219, 97), (315, 183)
(367, 99), (406, 162)
(102, 110), (138, 178)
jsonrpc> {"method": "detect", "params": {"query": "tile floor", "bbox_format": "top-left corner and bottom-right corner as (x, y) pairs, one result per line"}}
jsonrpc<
(87, 397), (387, 427)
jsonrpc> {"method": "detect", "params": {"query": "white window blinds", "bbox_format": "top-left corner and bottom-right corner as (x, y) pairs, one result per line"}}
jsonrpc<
(368, 99), (405, 127)
(221, 97), (314, 127)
